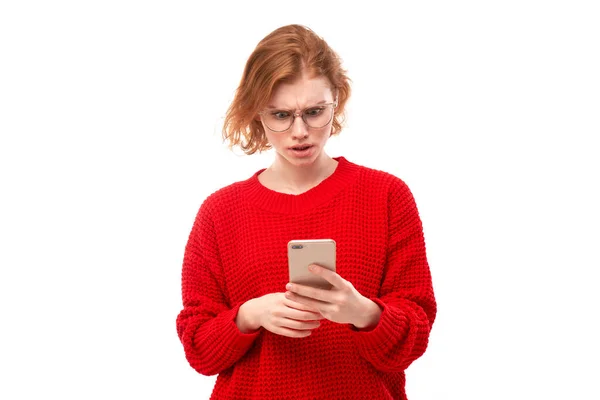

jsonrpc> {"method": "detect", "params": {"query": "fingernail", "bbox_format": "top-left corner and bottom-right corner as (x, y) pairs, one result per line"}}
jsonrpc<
(286, 283), (293, 290)
(308, 265), (315, 271)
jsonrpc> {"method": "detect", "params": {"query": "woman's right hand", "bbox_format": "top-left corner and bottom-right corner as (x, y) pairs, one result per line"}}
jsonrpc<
(236, 293), (323, 338)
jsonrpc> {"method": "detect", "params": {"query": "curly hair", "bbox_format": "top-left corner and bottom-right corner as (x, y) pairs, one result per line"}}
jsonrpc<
(222, 24), (352, 155)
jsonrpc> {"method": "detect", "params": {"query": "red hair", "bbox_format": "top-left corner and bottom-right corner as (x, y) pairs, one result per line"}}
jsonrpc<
(223, 24), (352, 155)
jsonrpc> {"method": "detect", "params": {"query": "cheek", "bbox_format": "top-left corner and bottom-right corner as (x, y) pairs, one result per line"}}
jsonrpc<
(267, 134), (281, 146)
(263, 131), (277, 144)
(317, 127), (333, 141)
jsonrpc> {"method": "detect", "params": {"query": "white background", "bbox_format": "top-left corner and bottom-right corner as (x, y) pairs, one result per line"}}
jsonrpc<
(1, 1), (599, 399)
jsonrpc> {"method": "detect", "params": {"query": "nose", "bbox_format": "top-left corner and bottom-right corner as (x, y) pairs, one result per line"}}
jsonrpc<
(290, 113), (308, 139)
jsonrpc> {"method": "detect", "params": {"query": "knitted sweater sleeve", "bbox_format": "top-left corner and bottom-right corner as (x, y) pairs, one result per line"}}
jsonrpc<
(176, 199), (260, 376)
(350, 178), (437, 372)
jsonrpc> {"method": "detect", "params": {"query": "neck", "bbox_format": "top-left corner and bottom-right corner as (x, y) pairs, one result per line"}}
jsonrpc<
(267, 152), (338, 194)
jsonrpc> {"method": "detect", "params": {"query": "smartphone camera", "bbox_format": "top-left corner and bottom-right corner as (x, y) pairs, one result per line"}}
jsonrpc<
(291, 244), (304, 249)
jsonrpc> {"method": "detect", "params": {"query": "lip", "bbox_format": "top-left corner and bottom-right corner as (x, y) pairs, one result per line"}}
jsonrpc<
(288, 144), (315, 158)
(289, 144), (313, 150)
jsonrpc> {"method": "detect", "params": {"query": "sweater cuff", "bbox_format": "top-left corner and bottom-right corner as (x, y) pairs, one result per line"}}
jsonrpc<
(224, 303), (262, 344)
(349, 298), (409, 344)
(197, 304), (261, 360)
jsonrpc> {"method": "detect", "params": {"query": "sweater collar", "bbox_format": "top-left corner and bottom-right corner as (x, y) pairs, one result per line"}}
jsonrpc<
(242, 156), (360, 214)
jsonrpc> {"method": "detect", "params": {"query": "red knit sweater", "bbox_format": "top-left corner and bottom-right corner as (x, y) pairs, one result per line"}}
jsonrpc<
(176, 157), (436, 399)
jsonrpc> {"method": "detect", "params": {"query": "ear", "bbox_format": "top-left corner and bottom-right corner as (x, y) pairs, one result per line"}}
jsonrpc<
(332, 88), (339, 107)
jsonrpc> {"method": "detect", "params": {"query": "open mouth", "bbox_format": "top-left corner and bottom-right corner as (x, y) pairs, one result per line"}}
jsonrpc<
(291, 144), (312, 151)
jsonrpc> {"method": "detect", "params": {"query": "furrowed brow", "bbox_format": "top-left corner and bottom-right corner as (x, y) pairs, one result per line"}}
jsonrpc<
(266, 100), (329, 110)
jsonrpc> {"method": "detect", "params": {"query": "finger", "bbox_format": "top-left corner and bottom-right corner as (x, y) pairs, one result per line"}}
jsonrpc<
(274, 327), (312, 338)
(279, 317), (320, 331)
(283, 301), (324, 319)
(308, 264), (347, 289)
(286, 282), (334, 303)
(283, 296), (322, 315)
(285, 291), (328, 310)
(285, 306), (325, 321)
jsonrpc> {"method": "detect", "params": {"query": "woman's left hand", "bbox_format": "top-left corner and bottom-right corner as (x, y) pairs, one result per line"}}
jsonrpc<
(285, 264), (382, 329)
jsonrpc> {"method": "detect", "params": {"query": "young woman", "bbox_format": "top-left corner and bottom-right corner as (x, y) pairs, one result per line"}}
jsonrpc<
(176, 24), (436, 399)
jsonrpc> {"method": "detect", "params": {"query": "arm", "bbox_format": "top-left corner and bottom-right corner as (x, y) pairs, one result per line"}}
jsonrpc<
(176, 200), (260, 376)
(350, 178), (437, 372)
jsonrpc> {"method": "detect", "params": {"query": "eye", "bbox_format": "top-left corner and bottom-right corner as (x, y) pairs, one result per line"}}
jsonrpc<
(271, 111), (291, 120)
(304, 107), (325, 117)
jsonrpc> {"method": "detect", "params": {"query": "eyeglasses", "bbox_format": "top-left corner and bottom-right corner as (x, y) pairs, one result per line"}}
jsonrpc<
(258, 101), (337, 133)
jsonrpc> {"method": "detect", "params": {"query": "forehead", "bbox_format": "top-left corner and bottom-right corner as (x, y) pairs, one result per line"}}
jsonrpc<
(268, 75), (334, 108)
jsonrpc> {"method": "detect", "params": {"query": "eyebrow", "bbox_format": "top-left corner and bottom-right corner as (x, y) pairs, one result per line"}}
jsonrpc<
(265, 100), (329, 109)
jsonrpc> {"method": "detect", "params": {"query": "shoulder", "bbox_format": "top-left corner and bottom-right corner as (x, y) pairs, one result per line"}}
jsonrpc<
(346, 160), (424, 228)
(189, 181), (247, 234)
(345, 158), (413, 197)
(200, 178), (250, 211)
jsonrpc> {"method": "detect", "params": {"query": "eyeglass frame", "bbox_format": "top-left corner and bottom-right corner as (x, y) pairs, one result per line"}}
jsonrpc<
(257, 100), (338, 133)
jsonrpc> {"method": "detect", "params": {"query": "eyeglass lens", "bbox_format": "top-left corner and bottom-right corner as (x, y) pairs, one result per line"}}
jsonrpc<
(262, 105), (334, 132)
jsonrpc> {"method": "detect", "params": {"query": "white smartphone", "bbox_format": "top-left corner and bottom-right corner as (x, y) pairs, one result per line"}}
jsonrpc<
(288, 239), (336, 290)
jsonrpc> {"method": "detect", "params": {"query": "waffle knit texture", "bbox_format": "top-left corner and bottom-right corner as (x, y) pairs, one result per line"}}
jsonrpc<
(176, 157), (436, 400)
